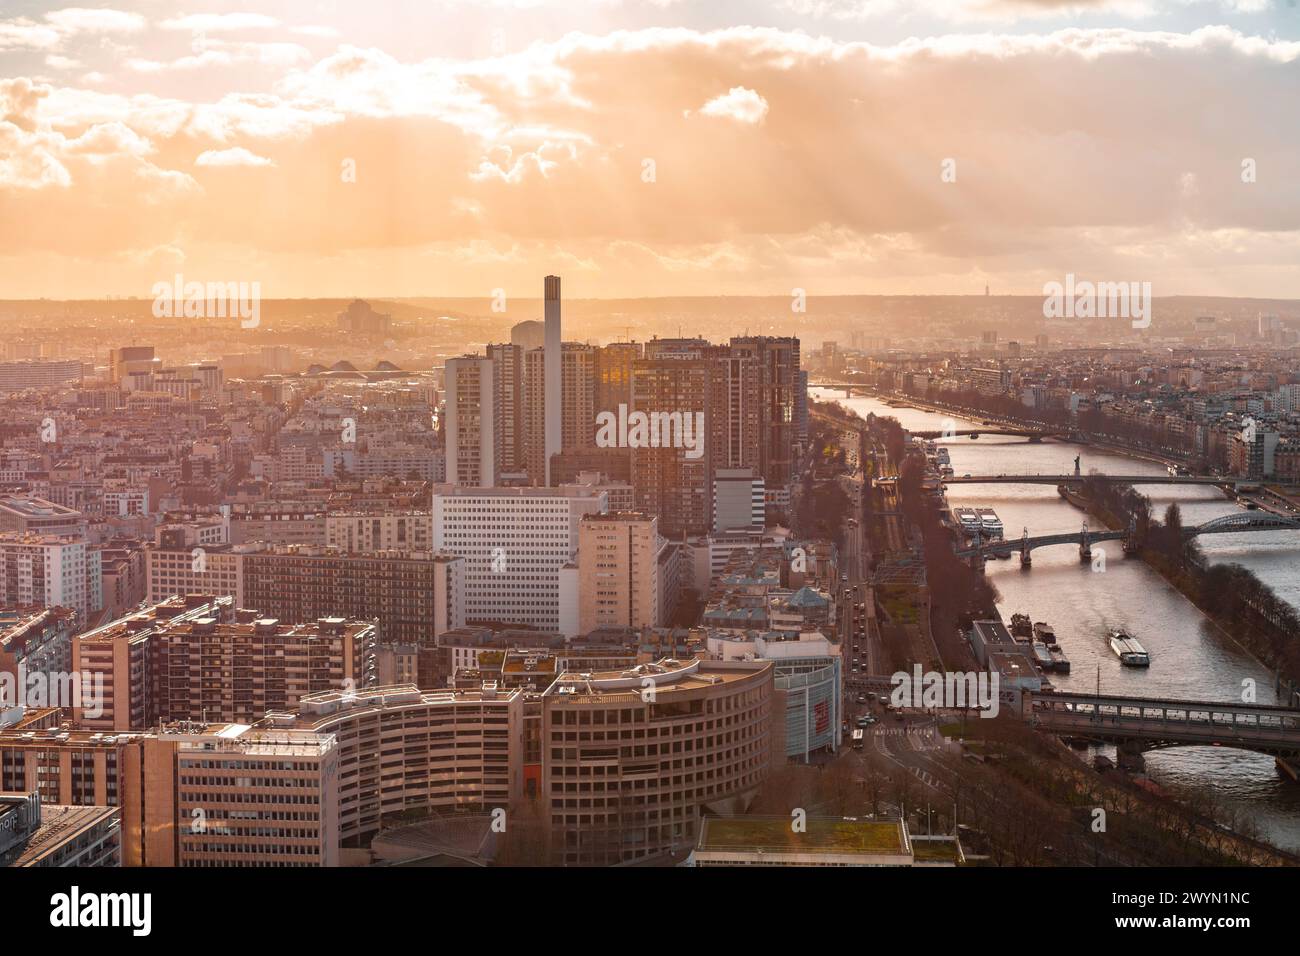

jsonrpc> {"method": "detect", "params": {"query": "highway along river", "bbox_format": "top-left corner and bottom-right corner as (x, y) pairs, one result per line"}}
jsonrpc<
(815, 389), (1300, 851)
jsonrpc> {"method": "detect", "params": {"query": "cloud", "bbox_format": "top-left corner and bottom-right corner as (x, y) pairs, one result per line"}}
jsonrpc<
(0, 19), (63, 51)
(1, 25), (1298, 297)
(695, 86), (769, 123)
(0, 7), (143, 52)
(160, 13), (282, 33)
(779, 0), (1276, 20)
(195, 146), (276, 167)
(42, 7), (146, 34)
(126, 40), (312, 73)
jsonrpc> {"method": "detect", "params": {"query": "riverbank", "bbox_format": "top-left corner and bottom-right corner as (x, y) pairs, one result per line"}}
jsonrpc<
(852, 386), (1192, 472)
(1064, 481), (1299, 693)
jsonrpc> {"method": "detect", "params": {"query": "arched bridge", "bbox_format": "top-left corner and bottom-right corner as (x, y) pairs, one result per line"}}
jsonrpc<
(1028, 690), (1300, 759)
(955, 512), (1300, 560)
(1193, 511), (1300, 535)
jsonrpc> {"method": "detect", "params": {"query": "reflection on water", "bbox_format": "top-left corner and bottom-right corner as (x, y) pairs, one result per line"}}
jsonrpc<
(815, 389), (1300, 851)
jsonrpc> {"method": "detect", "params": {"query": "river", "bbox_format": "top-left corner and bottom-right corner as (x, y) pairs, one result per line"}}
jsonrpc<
(815, 388), (1300, 852)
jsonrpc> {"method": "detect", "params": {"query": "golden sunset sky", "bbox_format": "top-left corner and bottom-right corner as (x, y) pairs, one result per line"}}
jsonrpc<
(1, 1), (1298, 299)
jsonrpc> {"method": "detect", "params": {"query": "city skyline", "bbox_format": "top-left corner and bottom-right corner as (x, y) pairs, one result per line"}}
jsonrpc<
(3, 0), (1300, 905)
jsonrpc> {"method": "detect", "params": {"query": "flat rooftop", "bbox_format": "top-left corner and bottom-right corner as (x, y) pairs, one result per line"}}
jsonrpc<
(1, 804), (118, 867)
(698, 817), (907, 856)
(0, 496), (81, 519)
(544, 658), (766, 701)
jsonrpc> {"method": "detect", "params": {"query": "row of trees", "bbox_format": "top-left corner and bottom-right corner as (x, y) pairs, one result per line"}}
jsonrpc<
(1077, 474), (1300, 684)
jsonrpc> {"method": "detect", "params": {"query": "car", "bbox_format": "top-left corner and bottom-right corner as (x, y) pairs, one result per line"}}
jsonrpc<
(856, 694), (868, 704)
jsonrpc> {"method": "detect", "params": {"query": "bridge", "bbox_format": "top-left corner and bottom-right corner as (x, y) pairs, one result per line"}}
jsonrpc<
(911, 428), (1068, 442)
(1028, 690), (1300, 759)
(941, 473), (1226, 486)
(955, 512), (1300, 562)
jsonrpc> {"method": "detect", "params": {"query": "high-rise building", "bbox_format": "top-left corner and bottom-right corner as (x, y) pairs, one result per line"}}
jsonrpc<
(730, 336), (800, 489)
(445, 356), (498, 487)
(544, 275), (562, 486)
(431, 484), (605, 633)
(594, 342), (641, 422)
(794, 369), (809, 447)
(522, 337), (599, 486)
(713, 468), (765, 533)
(629, 356), (728, 538)
(561, 343), (597, 452)
(486, 343), (525, 476)
(578, 512), (662, 633)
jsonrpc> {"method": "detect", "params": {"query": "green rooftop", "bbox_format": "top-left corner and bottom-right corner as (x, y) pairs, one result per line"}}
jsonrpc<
(699, 817), (904, 855)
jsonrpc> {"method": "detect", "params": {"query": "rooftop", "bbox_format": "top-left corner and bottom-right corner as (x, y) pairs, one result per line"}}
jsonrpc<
(697, 816), (907, 856)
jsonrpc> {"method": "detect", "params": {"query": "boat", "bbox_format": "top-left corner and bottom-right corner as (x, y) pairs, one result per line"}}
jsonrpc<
(1030, 640), (1054, 670)
(952, 507), (982, 538)
(1032, 622), (1058, 647)
(976, 507), (1004, 540)
(1049, 648), (1071, 673)
(1009, 613), (1033, 640)
(1109, 629), (1150, 667)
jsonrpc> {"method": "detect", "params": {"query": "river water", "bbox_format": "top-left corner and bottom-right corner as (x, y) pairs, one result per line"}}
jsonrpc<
(815, 388), (1300, 851)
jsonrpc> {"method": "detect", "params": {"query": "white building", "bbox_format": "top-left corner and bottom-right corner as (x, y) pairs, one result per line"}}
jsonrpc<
(431, 485), (605, 633)
(713, 468), (765, 533)
(0, 534), (93, 624)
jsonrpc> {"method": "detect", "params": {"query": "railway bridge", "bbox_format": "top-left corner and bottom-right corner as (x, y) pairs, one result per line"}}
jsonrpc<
(1028, 690), (1300, 759)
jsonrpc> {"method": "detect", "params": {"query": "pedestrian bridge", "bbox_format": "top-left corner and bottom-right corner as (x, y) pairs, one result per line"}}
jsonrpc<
(1028, 691), (1300, 758)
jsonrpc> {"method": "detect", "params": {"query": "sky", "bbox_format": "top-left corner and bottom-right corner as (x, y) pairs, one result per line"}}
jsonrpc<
(1, 1), (1298, 300)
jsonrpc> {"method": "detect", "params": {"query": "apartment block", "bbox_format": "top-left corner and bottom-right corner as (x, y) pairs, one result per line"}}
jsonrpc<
(71, 593), (375, 730)
(258, 684), (522, 852)
(431, 485), (605, 632)
(242, 546), (464, 645)
(578, 512), (662, 633)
